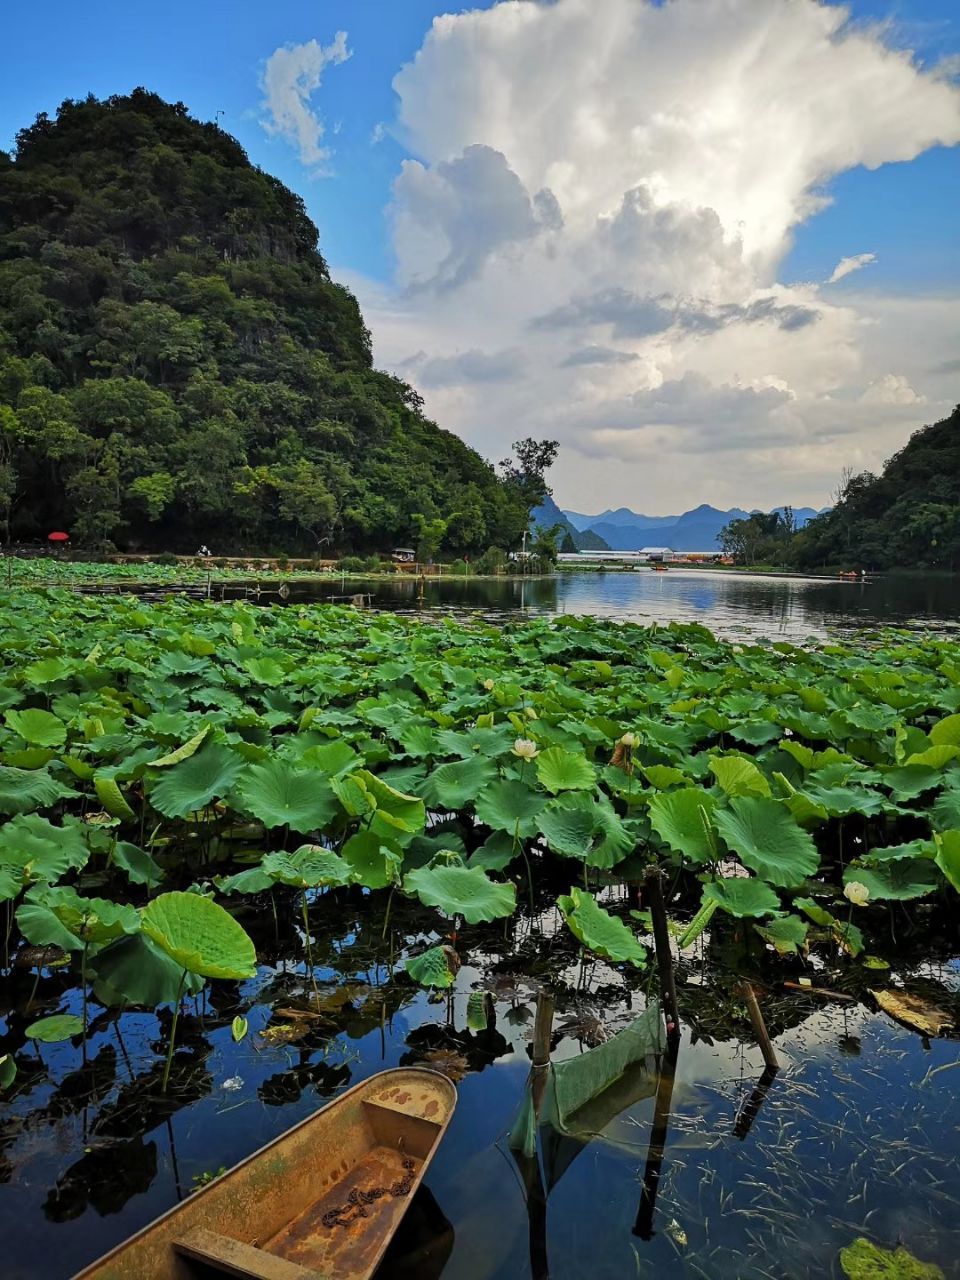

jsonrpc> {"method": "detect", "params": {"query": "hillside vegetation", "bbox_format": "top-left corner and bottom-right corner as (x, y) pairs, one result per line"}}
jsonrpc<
(0, 90), (530, 553)
(794, 406), (960, 570)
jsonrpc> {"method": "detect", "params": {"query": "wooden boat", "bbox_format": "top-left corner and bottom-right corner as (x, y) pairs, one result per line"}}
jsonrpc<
(72, 1068), (457, 1280)
(650, 562), (669, 572)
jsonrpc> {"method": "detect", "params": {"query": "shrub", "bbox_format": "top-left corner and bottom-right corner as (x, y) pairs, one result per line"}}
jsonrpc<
(153, 552), (179, 567)
(450, 558), (471, 576)
(337, 556), (367, 573)
(476, 546), (507, 575)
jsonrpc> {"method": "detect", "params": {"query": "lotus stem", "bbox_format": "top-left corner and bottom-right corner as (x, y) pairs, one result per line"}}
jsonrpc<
(161, 969), (188, 1094)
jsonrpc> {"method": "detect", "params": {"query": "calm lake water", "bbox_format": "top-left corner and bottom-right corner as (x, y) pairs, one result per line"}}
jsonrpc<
(3, 886), (957, 1280)
(288, 569), (960, 642)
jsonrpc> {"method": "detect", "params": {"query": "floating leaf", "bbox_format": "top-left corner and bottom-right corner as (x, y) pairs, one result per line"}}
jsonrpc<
(714, 797), (818, 887)
(557, 887), (646, 966)
(0, 1054), (15, 1090)
(231, 1016), (249, 1043)
(403, 863), (516, 923)
(141, 892), (257, 980)
(26, 1014), (84, 1043)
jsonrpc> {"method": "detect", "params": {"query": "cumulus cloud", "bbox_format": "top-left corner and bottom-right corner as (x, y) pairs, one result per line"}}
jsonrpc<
(348, 0), (960, 511)
(261, 32), (350, 170)
(828, 253), (878, 284)
(859, 374), (927, 405)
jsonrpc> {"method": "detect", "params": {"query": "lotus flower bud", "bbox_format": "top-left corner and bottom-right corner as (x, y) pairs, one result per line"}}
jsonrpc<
(619, 732), (640, 748)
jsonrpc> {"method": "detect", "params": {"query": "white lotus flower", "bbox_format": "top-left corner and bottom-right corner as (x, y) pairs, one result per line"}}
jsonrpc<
(512, 737), (539, 760)
(482, 678), (495, 690)
(844, 880), (870, 906)
(619, 732), (640, 748)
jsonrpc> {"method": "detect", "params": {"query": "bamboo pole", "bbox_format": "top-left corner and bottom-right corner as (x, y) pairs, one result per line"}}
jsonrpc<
(737, 980), (780, 1070)
(644, 867), (680, 1037)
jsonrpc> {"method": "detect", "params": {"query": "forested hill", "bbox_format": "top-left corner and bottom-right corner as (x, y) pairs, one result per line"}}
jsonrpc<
(0, 90), (529, 553)
(794, 405), (960, 569)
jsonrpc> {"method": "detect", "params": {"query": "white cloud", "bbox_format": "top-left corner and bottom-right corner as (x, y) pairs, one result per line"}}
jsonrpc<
(859, 373), (927, 405)
(347, 0), (960, 511)
(828, 253), (877, 284)
(261, 32), (350, 170)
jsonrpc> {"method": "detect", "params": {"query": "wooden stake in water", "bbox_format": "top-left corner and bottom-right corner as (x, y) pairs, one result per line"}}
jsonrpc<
(532, 988), (555, 1069)
(737, 980), (780, 1070)
(645, 867), (680, 1038)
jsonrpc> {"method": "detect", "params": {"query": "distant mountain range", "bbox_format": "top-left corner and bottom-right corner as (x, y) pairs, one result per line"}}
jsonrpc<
(532, 495), (612, 550)
(541, 502), (828, 552)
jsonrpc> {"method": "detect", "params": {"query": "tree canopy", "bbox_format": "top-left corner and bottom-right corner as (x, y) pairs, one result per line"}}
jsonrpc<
(0, 90), (532, 553)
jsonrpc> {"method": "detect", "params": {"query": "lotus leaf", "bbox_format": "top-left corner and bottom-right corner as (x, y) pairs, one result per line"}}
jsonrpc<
(536, 747), (596, 793)
(474, 779), (546, 836)
(149, 742), (245, 819)
(18, 886), (139, 949)
(714, 797), (819, 887)
(0, 1054), (15, 1090)
(141, 891), (257, 979)
(93, 775), (136, 821)
(403, 863), (516, 923)
(843, 859), (940, 901)
(0, 766), (76, 816)
(150, 725), (210, 767)
(755, 914), (808, 954)
(933, 830), (960, 892)
(0, 814), (89, 892)
(647, 788), (717, 863)
(405, 945), (456, 988)
(92, 933), (206, 1006)
(703, 877), (781, 918)
(340, 831), (402, 889)
(353, 770), (425, 835)
(238, 759), (338, 832)
(422, 756), (497, 809)
(708, 756), (771, 798)
(4, 708), (66, 748)
(261, 847), (352, 889)
(556, 887), (646, 966)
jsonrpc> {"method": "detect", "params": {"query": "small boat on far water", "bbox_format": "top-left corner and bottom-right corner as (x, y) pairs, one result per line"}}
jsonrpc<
(72, 1068), (457, 1280)
(650, 562), (669, 571)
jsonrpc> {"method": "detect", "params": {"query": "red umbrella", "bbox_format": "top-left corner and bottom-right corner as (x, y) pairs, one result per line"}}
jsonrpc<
(47, 531), (70, 543)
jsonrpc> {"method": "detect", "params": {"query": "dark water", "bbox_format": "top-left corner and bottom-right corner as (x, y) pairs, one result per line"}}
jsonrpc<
(287, 569), (960, 642)
(2, 886), (957, 1280)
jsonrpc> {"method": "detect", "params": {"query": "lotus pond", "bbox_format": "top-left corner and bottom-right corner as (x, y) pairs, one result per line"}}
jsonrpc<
(0, 591), (957, 1279)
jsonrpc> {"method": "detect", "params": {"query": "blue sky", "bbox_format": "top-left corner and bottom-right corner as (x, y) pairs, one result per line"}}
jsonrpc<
(2, 0), (957, 290)
(2, 0), (958, 512)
